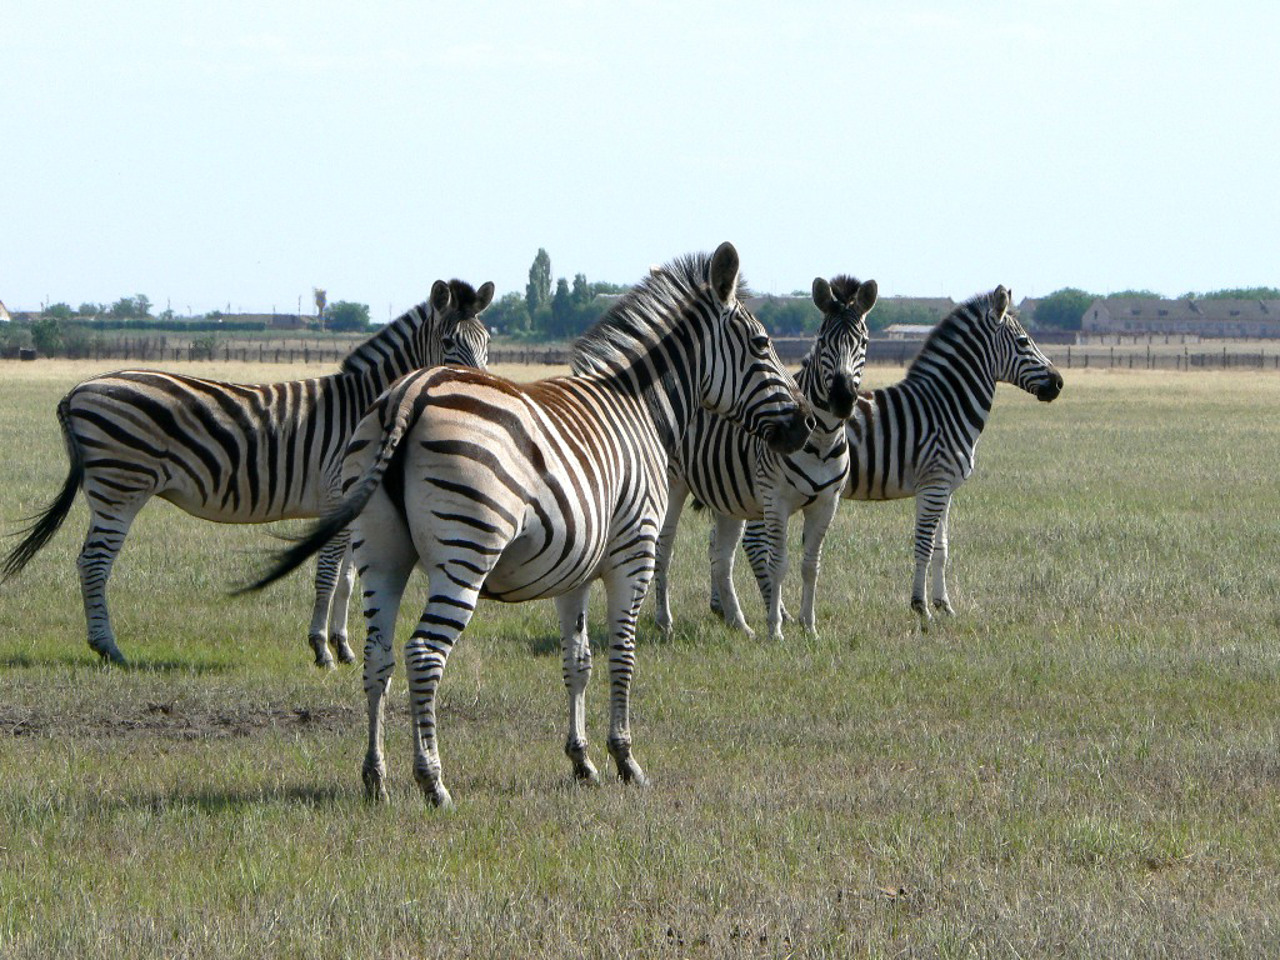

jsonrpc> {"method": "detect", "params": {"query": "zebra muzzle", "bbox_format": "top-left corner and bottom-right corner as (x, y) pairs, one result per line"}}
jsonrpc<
(765, 406), (816, 455)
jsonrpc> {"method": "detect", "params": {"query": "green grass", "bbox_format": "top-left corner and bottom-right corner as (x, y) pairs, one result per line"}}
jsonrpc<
(2, 360), (1280, 958)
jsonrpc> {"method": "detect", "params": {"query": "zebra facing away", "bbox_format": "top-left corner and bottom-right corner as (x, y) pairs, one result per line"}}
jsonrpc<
(653, 274), (876, 642)
(245, 243), (814, 807)
(733, 285), (1063, 627)
(1, 279), (493, 666)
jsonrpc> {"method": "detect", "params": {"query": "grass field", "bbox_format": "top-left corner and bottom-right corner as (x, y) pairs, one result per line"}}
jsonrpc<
(2, 360), (1279, 959)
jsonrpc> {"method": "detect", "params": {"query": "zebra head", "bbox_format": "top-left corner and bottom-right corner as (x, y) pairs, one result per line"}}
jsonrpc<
(988, 286), (1063, 402)
(424, 279), (494, 370)
(701, 242), (815, 454)
(808, 275), (876, 420)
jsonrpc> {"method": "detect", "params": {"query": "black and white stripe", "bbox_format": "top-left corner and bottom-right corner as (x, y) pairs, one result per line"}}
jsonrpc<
(245, 243), (813, 806)
(2, 279), (493, 665)
(738, 285), (1063, 626)
(653, 275), (875, 640)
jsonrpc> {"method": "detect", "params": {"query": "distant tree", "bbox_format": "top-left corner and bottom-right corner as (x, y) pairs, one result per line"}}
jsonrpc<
(571, 273), (590, 305)
(549, 277), (574, 338)
(77, 302), (103, 317)
(42, 302), (73, 320)
(485, 292), (532, 335)
(158, 308), (176, 322)
(1179, 286), (1280, 300)
(753, 296), (820, 335)
(313, 288), (327, 329)
(326, 300), (370, 332)
(1033, 288), (1096, 332)
(526, 249), (552, 316)
(1107, 289), (1163, 299)
(30, 317), (63, 356)
(109, 295), (152, 320)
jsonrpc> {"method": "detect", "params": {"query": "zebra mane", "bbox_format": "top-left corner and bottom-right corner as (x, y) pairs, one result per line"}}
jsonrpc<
(827, 275), (863, 306)
(571, 252), (749, 376)
(909, 288), (1012, 373)
(340, 280), (480, 376)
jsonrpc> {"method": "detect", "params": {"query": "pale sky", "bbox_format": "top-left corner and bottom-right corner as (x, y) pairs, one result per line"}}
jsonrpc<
(3, 1), (1277, 317)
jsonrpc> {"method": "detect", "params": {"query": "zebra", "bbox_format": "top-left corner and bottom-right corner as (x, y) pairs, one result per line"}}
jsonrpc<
(652, 274), (876, 641)
(243, 242), (814, 807)
(731, 285), (1063, 627)
(2, 278), (494, 667)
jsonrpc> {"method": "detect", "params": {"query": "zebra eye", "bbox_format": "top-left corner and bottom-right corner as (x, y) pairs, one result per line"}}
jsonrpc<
(442, 336), (457, 351)
(1016, 335), (1030, 346)
(751, 334), (770, 352)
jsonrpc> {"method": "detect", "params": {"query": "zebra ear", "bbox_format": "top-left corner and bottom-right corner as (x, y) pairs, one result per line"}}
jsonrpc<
(812, 277), (834, 314)
(430, 279), (452, 313)
(475, 282), (496, 313)
(709, 241), (741, 306)
(994, 285), (1011, 318)
(856, 279), (879, 314)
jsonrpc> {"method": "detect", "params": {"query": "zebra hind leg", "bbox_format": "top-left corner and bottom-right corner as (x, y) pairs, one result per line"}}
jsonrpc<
(602, 572), (650, 787)
(78, 503), (145, 665)
(556, 585), (600, 784)
(930, 500), (956, 617)
(741, 520), (793, 624)
(710, 516), (753, 637)
(308, 533), (351, 668)
(328, 544), (358, 664)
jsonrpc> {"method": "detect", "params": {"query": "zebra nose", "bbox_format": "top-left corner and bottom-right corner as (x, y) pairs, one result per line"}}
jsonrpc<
(1037, 370), (1063, 402)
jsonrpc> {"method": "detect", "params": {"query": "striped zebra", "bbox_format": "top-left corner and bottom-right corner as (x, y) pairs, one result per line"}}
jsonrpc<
(245, 243), (813, 806)
(2, 279), (494, 666)
(653, 274), (876, 641)
(732, 285), (1063, 627)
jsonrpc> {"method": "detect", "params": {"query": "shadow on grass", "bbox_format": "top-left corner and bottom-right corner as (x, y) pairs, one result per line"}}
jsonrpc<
(129, 782), (351, 815)
(0, 651), (232, 675)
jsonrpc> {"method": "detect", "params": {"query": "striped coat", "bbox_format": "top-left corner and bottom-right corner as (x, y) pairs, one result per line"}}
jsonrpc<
(653, 275), (875, 640)
(246, 243), (813, 805)
(2, 279), (492, 665)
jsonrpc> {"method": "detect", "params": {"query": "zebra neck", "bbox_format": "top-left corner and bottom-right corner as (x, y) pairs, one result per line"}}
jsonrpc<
(795, 354), (847, 453)
(903, 351), (997, 435)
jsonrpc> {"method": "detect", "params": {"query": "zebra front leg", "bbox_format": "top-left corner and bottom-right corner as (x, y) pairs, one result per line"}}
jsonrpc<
(911, 486), (949, 629)
(556, 585), (599, 784)
(603, 571), (650, 787)
(710, 516), (753, 637)
(930, 497), (956, 616)
(798, 494), (841, 639)
(652, 478), (688, 636)
(78, 506), (143, 665)
(328, 544), (358, 664)
(308, 531), (350, 668)
(405, 566), (486, 809)
(741, 520), (793, 623)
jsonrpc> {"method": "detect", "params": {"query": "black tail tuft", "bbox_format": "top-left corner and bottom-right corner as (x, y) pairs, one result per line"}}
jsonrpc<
(2, 405), (83, 583)
(234, 503), (360, 595)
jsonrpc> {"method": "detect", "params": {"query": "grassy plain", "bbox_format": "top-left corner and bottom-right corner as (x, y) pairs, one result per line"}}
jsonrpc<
(1, 360), (1279, 959)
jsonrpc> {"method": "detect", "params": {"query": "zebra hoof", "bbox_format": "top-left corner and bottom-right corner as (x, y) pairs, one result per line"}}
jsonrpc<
(425, 784), (454, 810)
(92, 642), (127, 666)
(932, 600), (955, 617)
(726, 618), (755, 639)
(362, 767), (389, 804)
(309, 634), (336, 669)
(331, 635), (357, 665)
(617, 758), (649, 787)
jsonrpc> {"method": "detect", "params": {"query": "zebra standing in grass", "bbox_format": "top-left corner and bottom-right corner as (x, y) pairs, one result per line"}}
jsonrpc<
(2, 279), (494, 666)
(732, 285), (1063, 627)
(245, 243), (814, 807)
(653, 275), (876, 641)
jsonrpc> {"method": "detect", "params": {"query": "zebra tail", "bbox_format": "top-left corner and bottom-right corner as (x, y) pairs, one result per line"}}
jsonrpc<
(2, 397), (83, 583)
(236, 373), (429, 594)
